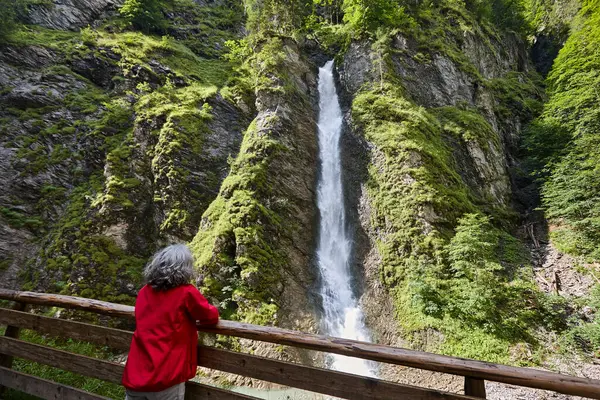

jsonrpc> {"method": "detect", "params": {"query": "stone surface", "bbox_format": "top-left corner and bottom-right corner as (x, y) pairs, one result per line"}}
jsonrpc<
(26, 0), (122, 31)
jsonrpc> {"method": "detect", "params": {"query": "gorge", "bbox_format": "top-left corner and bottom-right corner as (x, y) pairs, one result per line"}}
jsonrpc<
(0, 0), (599, 398)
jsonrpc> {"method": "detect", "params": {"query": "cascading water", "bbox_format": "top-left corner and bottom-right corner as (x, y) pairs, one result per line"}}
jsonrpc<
(316, 60), (377, 377)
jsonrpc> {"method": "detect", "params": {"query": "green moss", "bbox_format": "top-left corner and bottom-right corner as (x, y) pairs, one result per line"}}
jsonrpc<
(91, 134), (139, 211)
(27, 174), (145, 304)
(224, 36), (289, 95)
(437, 323), (515, 364)
(352, 85), (476, 286)
(434, 104), (499, 147)
(169, 0), (245, 58)
(350, 55), (549, 362)
(5, 26), (91, 61)
(64, 87), (109, 114)
(133, 83), (216, 237)
(486, 71), (544, 121)
(97, 31), (232, 86)
(0, 258), (12, 272)
(190, 117), (291, 323)
(522, 0), (580, 36)
(395, 212), (559, 362)
(0, 207), (43, 231)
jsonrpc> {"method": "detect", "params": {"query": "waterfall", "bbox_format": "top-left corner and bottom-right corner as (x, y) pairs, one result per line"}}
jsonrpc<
(315, 60), (377, 377)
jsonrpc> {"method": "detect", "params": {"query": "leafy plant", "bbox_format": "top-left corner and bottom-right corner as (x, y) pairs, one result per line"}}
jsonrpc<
(119, 0), (167, 33)
(525, 0), (600, 260)
(0, 0), (24, 40)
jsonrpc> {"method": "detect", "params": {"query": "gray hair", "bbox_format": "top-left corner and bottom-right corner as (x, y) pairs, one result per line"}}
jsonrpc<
(144, 244), (194, 290)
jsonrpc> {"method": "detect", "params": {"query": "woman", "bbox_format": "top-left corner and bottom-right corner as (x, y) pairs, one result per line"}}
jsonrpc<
(122, 244), (219, 400)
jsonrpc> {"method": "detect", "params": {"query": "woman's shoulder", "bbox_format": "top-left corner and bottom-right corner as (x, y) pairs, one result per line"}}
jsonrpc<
(179, 283), (199, 294)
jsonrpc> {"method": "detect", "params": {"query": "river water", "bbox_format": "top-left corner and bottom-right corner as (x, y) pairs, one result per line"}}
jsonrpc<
(315, 60), (377, 377)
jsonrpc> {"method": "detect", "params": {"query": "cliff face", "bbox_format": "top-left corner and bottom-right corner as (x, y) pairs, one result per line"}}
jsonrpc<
(190, 38), (320, 331)
(0, 0), (249, 302)
(333, 20), (542, 380)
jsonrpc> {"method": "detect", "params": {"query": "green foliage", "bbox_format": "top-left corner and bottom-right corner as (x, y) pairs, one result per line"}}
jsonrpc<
(402, 213), (574, 362)
(348, 25), (549, 360)
(98, 31), (232, 86)
(5, 26), (91, 61)
(190, 119), (290, 323)
(27, 174), (145, 302)
(303, 14), (352, 52)
(522, 0), (580, 35)
(80, 26), (99, 46)
(3, 330), (124, 399)
(524, 0), (600, 260)
(418, 214), (536, 337)
(544, 285), (600, 357)
(352, 85), (476, 287)
(437, 323), (516, 364)
(225, 36), (288, 94)
(0, 0), (24, 40)
(0, 258), (11, 272)
(342, 0), (414, 34)
(119, 0), (167, 33)
(169, 0), (244, 58)
(487, 71), (544, 121)
(435, 105), (499, 146)
(244, 0), (311, 35)
(311, 0), (344, 25)
(488, 0), (528, 33)
(134, 83), (217, 237)
(0, 207), (43, 231)
(0, 0), (246, 313)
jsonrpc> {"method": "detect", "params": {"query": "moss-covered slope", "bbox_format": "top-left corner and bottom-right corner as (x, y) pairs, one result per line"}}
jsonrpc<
(523, 0), (600, 353)
(190, 37), (319, 329)
(0, 0), (249, 303)
(327, 0), (557, 366)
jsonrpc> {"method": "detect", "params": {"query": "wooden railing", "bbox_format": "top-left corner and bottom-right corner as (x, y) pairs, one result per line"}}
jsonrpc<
(0, 288), (599, 399)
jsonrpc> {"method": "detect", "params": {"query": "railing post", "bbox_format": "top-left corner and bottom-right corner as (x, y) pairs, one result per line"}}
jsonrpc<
(0, 302), (27, 396)
(465, 377), (486, 398)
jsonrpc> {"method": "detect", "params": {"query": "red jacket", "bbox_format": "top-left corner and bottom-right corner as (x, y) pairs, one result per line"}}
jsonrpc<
(122, 284), (219, 392)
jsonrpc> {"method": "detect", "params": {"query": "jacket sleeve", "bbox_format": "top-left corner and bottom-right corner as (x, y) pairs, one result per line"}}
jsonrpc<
(185, 286), (219, 325)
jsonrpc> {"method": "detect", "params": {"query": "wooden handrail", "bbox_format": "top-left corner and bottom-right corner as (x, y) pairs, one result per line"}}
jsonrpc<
(0, 310), (476, 400)
(0, 289), (134, 317)
(0, 366), (110, 400)
(1, 289), (600, 399)
(0, 336), (261, 400)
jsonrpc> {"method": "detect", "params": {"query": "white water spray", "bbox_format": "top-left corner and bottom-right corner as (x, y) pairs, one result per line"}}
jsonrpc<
(315, 60), (377, 377)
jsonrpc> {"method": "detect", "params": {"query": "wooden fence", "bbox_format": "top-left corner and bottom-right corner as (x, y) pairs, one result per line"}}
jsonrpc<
(0, 288), (599, 399)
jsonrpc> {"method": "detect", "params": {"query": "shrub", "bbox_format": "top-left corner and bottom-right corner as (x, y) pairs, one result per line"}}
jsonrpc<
(119, 0), (167, 33)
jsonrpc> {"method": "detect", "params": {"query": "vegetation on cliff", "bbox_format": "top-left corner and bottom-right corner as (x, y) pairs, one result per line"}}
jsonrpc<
(525, 0), (600, 259)
(523, 0), (600, 353)
(1, 1), (247, 397)
(190, 5), (318, 325)
(1, 0), (245, 304)
(351, 78), (548, 363)
(310, 0), (595, 364)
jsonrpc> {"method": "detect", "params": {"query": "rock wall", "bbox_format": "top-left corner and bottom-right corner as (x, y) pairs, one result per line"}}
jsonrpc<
(191, 38), (319, 331)
(0, 0), (248, 302)
(335, 20), (542, 378)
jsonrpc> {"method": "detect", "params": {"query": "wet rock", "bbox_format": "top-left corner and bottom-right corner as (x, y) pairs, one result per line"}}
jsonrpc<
(25, 0), (122, 31)
(69, 50), (121, 89)
(0, 45), (57, 70)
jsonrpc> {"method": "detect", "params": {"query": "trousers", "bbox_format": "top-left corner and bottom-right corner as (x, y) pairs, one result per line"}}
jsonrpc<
(125, 383), (185, 400)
